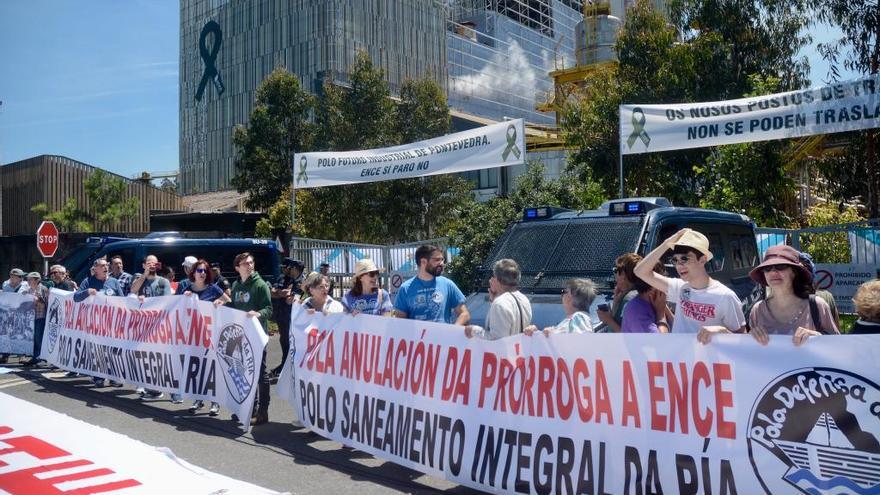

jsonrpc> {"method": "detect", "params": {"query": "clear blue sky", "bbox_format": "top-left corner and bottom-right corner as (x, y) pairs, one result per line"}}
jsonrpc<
(0, 2), (858, 180)
(0, 0), (179, 178)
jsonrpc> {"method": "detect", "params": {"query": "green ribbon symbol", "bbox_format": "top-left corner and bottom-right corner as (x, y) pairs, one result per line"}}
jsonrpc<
(296, 156), (308, 185)
(626, 107), (650, 149)
(501, 124), (521, 161)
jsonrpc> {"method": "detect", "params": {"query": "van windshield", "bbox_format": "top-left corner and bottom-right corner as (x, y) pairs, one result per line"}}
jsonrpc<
(481, 215), (645, 292)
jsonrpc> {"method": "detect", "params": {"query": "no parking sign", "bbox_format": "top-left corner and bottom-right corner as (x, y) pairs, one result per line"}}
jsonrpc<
(388, 270), (415, 303)
(814, 269), (833, 290)
(814, 264), (876, 313)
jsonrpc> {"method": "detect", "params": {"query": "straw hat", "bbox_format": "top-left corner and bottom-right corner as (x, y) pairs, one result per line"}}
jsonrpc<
(353, 258), (379, 280)
(673, 230), (713, 261)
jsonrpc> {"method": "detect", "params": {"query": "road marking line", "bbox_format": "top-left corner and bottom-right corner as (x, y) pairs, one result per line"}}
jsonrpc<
(0, 378), (29, 389)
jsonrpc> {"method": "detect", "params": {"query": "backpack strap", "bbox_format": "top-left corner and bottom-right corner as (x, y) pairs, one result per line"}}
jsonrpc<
(512, 292), (526, 333)
(808, 295), (826, 335)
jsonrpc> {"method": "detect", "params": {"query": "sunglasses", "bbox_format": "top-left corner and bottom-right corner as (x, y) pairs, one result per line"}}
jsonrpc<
(195, 268), (207, 273)
(670, 255), (692, 266)
(760, 264), (790, 273)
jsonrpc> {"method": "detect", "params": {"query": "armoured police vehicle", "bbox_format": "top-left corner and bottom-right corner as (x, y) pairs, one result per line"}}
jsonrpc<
(464, 197), (761, 329)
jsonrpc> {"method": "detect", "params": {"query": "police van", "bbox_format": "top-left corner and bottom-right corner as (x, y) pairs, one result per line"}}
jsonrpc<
(464, 197), (761, 329)
(64, 234), (282, 286)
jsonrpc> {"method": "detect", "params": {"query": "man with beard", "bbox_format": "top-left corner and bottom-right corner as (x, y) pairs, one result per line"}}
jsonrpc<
(129, 255), (172, 299)
(393, 245), (470, 325)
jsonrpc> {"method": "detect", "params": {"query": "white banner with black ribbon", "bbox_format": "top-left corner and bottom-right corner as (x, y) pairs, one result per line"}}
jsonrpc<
(620, 75), (880, 154)
(292, 119), (525, 188)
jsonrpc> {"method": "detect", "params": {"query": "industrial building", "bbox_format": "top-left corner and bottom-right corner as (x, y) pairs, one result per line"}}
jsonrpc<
(180, 0), (638, 197)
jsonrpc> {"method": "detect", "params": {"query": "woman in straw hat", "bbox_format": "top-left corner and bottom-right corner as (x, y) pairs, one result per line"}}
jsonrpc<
(342, 258), (393, 316)
(301, 271), (344, 315)
(748, 245), (838, 345)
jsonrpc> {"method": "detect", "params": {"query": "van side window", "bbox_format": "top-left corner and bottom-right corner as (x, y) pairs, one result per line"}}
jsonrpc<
(704, 233), (724, 273)
(730, 233), (758, 271)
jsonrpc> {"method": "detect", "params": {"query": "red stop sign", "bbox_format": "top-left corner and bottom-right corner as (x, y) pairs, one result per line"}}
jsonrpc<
(37, 221), (59, 258)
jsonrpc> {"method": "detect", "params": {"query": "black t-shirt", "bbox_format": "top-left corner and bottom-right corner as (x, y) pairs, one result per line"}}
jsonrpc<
(851, 320), (880, 334)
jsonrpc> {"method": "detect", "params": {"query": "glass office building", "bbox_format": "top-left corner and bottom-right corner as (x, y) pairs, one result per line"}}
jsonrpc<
(180, 0), (600, 195)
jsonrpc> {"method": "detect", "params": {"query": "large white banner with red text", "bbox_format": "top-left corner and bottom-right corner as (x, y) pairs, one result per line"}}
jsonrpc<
(41, 289), (268, 426)
(279, 306), (880, 494)
(0, 392), (283, 494)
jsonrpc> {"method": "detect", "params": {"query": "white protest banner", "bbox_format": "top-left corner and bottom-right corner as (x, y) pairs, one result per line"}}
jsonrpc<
(292, 119), (525, 188)
(814, 264), (877, 314)
(0, 392), (284, 494)
(0, 292), (35, 355)
(620, 75), (880, 155)
(41, 289), (268, 426)
(279, 307), (880, 494)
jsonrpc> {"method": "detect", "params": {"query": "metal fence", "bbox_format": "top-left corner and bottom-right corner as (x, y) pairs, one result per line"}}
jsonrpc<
(756, 219), (880, 265)
(287, 237), (456, 295)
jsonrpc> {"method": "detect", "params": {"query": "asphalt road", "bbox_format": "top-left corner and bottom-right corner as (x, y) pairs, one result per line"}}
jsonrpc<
(0, 333), (480, 495)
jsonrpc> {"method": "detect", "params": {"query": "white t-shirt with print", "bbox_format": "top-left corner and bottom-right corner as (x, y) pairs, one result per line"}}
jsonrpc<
(666, 278), (745, 334)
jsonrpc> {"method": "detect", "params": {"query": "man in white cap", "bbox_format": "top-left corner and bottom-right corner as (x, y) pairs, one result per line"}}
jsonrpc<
(175, 255), (199, 295)
(634, 228), (746, 341)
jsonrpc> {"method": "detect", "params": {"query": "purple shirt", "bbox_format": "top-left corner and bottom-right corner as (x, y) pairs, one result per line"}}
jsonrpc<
(620, 296), (659, 333)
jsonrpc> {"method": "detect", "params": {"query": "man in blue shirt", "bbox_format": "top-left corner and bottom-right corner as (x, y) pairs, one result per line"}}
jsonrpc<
(74, 259), (123, 301)
(74, 258), (124, 388)
(393, 245), (470, 326)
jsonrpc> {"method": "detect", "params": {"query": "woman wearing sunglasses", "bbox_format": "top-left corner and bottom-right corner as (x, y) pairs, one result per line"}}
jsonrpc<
(342, 259), (393, 316)
(183, 259), (230, 416)
(302, 272), (344, 314)
(748, 245), (838, 345)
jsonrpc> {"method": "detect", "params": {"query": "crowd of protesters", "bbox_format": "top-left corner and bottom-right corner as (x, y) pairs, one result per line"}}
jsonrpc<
(2, 234), (879, 427)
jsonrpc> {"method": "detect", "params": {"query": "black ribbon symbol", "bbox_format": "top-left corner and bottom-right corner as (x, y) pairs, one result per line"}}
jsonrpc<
(626, 107), (651, 149)
(296, 156), (308, 185)
(502, 124), (521, 161)
(195, 20), (225, 102)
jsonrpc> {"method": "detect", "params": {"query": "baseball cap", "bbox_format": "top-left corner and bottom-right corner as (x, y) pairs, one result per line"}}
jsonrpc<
(9, 268), (25, 277)
(182, 256), (198, 269)
(283, 258), (304, 269)
(26, 272), (42, 280)
(672, 230), (714, 261)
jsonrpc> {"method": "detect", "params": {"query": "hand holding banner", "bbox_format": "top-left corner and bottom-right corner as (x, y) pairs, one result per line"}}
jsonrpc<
(280, 306), (880, 494)
(41, 289), (268, 427)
